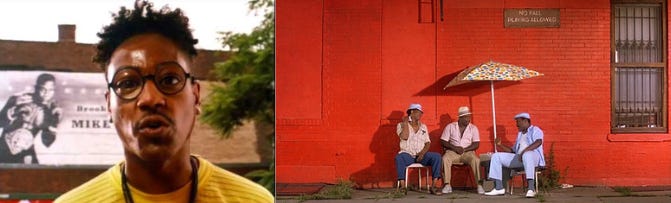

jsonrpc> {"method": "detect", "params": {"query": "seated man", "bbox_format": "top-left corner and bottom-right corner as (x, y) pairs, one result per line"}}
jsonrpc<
(440, 106), (485, 194)
(484, 112), (545, 198)
(395, 103), (442, 195)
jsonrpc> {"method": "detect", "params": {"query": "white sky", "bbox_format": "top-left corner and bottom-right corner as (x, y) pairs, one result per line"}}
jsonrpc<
(0, 0), (266, 50)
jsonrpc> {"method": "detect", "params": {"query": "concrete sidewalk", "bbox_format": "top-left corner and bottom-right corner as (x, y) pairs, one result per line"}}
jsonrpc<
(277, 186), (671, 203)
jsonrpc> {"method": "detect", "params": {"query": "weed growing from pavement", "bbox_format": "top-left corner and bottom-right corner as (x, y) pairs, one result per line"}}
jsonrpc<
(613, 187), (632, 196)
(298, 179), (355, 202)
(366, 190), (405, 200)
(539, 143), (564, 192)
(535, 193), (546, 202)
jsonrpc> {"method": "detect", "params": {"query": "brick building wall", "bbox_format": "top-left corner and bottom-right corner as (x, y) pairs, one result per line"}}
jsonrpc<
(277, 0), (671, 188)
(0, 36), (226, 80)
(0, 25), (272, 193)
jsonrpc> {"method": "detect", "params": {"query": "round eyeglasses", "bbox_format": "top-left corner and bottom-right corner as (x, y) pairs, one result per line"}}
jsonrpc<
(107, 62), (193, 100)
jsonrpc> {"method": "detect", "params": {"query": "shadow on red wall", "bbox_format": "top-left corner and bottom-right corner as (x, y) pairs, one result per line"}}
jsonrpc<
(350, 111), (457, 188)
(347, 109), (517, 189)
(486, 125), (511, 149)
(350, 111), (404, 188)
(416, 67), (520, 97)
(431, 113), (454, 152)
(415, 67), (519, 152)
(414, 70), (463, 96)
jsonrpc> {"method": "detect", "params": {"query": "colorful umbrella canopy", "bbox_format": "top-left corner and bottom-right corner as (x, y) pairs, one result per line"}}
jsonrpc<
(443, 61), (544, 152)
(444, 61), (544, 89)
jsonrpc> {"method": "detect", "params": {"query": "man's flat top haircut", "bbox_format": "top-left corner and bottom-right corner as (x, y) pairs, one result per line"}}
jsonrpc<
(93, 0), (198, 71)
(36, 73), (55, 86)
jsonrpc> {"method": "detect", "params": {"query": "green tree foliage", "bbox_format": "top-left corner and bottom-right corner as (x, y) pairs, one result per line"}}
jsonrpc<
(245, 162), (275, 193)
(200, 0), (274, 194)
(201, 0), (274, 138)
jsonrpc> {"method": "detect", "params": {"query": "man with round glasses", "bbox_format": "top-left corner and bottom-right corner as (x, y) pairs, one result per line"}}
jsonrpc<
(108, 62), (193, 100)
(56, 1), (273, 202)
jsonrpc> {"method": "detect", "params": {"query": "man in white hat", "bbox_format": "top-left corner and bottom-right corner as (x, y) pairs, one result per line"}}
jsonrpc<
(395, 103), (443, 195)
(484, 112), (545, 198)
(439, 106), (485, 194)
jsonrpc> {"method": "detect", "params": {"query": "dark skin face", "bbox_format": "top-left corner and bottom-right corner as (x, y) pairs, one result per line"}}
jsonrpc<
(409, 109), (423, 122)
(34, 80), (55, 105)
(458, 114), (471, 127)
(516, 118), (530, 133)
(105, 33), (201, 164)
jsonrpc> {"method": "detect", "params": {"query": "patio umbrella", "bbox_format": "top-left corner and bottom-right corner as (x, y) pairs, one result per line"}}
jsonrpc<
(443, 61), (543, 152)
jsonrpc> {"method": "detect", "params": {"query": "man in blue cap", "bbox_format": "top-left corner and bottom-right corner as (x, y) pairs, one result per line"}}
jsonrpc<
(395, 103), (443, 195)
(484, 112), (545, 198)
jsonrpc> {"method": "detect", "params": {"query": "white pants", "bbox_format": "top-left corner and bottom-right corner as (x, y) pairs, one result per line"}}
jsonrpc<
(487, 152), (540, 180)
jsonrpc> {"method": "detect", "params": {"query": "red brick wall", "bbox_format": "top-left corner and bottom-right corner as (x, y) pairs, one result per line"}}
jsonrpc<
(276, 0), (323, 120)
(277, 0), (671, 187)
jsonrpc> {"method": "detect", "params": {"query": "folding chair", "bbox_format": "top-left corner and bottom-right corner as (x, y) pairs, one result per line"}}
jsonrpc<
(397, 163), (430, 192)
(508, 166), (545, 194)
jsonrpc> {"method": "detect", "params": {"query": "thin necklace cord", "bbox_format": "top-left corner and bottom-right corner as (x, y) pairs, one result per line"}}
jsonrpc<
(121, 156), (198, 203)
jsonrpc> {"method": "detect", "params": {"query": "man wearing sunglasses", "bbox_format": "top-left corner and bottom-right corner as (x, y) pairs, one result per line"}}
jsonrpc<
(56, 1), (273, 202)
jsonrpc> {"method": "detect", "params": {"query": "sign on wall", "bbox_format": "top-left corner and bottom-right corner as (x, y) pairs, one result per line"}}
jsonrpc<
(504, 8), (560, 28)
(0, 70), (123, 165)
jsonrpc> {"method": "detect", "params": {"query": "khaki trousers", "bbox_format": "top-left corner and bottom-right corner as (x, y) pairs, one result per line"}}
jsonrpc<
(442, 150), (481, 185)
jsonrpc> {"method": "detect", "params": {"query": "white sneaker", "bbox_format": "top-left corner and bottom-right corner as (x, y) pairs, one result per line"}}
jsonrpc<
(477, 185), (485, 194)
(526, 190), (536, 198)
(484, 188), (505, 196)
(442, 184), (452, 194)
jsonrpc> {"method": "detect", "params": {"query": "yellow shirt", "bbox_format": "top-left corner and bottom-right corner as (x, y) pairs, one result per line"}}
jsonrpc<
(55, 156), (274, 203)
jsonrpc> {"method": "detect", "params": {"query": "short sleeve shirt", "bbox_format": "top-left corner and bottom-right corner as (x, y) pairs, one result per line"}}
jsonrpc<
(513, 125), (546, 166)
(397, 122), (430, 156)
(440, 122), (480, 148)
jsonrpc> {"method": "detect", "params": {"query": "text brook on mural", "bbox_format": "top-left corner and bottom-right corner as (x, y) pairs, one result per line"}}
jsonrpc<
(76, 105), (107, 112)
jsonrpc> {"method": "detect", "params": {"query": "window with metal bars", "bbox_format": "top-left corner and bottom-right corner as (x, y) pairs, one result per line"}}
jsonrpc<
(611, 2), (667, 133)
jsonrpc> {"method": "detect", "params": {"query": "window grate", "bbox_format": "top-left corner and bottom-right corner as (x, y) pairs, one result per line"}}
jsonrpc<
(612, 3), (667, 133)
(614, 6), (663, 63)
(613, 67), (663, 128)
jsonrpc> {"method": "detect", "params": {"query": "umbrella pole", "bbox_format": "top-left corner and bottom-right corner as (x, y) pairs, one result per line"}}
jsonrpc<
(491, 80), (497, 153)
